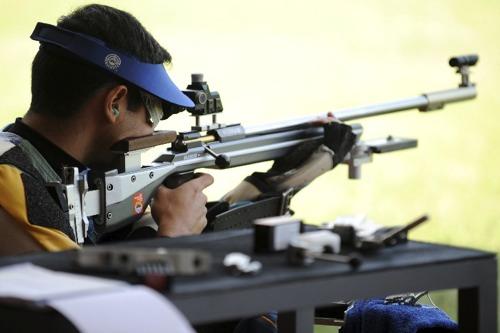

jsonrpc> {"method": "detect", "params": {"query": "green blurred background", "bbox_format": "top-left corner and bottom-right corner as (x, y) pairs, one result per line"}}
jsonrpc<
(1, 0), (498, 330)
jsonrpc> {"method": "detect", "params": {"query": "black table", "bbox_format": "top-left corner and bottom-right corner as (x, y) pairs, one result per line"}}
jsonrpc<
(0, 229), (497, 333)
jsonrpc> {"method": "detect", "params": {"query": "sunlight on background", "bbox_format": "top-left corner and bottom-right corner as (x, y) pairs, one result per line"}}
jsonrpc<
(1, 0), (499, 329)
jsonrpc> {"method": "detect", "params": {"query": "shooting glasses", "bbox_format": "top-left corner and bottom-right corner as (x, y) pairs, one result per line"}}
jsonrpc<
(30, 22), (193, 121)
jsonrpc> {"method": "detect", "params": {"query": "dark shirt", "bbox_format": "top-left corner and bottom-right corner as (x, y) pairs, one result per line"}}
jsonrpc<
(5, 118), (86, 177)
(4, 118), (142, 243)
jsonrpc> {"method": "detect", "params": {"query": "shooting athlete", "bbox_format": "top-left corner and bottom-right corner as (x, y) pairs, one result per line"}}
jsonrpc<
(0, 6), (357, 333)
(0, 4), (354, 259)
(0, 5), (214, 255)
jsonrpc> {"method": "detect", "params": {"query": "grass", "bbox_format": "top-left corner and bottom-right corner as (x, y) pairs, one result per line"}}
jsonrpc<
(1, 0), (498, 330)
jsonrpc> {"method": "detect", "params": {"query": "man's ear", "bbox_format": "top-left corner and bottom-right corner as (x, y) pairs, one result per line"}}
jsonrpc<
(104, 85), (128, 124)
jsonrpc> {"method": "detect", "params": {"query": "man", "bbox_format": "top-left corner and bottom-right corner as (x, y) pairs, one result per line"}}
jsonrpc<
(0, 4), (213, 255)
(0, 3), (355, 257)
(0, 5), (356, 333)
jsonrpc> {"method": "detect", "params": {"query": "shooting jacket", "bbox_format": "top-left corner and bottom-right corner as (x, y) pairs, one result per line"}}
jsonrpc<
(0, 120), (78, 251)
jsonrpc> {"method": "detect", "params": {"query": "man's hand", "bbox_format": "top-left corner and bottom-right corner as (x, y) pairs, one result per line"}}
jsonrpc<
(152, 173), (214, 237)
(222, 117), (356, 204)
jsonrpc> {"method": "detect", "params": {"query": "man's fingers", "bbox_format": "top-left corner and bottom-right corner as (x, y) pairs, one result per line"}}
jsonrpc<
(157, 174), (213, 197)
(153, 174), (212, 237)
(155, 184), (169, 197)
(196, 217), (208, 233)
(162, 173), (213, 192)
(309, 112), (337, 125)
(192, 173), (214, 189)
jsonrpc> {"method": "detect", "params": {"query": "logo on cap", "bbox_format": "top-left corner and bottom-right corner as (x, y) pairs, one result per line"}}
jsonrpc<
(104, 53), (121, 71)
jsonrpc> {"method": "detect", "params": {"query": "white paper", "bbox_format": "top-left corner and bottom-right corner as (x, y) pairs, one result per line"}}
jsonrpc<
(0, 263), (195, 333)
(49, 285), (195, 333)
(0, 263), (126, 301)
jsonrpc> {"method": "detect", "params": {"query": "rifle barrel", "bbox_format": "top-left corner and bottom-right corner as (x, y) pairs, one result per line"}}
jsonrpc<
(244, 86), (476, 136)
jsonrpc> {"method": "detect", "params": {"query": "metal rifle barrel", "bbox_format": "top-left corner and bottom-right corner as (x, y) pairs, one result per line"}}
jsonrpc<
(244, 86), (476, 136)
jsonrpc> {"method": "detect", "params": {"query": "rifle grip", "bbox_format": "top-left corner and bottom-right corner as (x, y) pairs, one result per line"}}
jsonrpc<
(163, 171), (196, 189)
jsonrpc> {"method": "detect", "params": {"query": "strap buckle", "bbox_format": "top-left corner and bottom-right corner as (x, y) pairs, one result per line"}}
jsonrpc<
(280, 187), (295, 215)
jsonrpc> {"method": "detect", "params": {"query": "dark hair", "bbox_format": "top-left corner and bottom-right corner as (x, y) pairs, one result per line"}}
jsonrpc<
(29, 4), (171, 118)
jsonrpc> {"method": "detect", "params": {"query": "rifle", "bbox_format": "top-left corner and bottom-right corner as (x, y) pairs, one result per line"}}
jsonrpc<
(61, 55), (478, 244)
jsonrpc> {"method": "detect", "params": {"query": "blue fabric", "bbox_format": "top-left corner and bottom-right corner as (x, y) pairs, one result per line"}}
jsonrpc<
(30, 23), (194, 109)
(342, 299), (458, 333)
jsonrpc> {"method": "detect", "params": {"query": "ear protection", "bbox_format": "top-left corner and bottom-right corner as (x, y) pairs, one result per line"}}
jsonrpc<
(112, 106), (120, 117)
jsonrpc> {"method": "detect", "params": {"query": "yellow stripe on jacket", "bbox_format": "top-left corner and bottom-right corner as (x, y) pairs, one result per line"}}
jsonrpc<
(0, 164), (78, 251)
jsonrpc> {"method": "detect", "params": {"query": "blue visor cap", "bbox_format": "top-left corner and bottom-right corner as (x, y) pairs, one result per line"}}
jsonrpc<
(30, 22), (194, 117)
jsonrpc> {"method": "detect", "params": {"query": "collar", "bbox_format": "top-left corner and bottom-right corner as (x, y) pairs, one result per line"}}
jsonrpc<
(6, 118), (87, 177)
